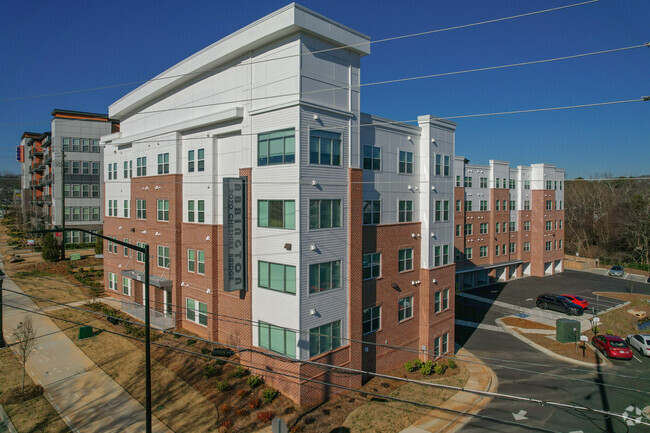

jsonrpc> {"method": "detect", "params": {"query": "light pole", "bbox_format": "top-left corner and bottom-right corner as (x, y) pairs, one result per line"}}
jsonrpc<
(0, 269), (5, 348)
(53, 149), (65, 260)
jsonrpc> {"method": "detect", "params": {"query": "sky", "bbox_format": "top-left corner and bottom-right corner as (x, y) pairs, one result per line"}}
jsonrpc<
(1, 0), (648, 178)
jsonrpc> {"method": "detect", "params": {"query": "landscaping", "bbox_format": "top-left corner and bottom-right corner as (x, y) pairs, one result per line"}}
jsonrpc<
(591, 292), (650, 336)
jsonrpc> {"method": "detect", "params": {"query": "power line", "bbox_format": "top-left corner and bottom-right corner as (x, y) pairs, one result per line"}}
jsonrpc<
(0, 0), (601, 103)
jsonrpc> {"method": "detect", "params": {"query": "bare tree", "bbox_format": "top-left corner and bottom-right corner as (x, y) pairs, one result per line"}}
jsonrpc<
(12, 315), (37, 393)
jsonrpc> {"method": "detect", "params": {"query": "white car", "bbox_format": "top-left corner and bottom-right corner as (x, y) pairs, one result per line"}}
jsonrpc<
(627, 334), (650, 356)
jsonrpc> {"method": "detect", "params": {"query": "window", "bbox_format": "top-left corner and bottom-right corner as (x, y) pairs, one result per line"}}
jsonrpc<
(136, 199), (147, 220)
(310, 130), (341, 166)
(363, 145), (381, 171)
(495, 200), (500, 211)
(554, 240), (557, 249)
(546, 221), (552, 231)
(111, 163), (116, 179)
(435, 291), (441, 313)
(136, 157), (147, 176)
(545, 241), (552, 251)
(399, 200), (413, 222)
(546, 200), (553, 210)
(137, 242), (146, 262)
(108, 200), (115, 217)
(92, 161), (100, 175)
(82, 184), (89, 198)
(435, 154), (442, 176)
(92, 207), (100, 220)
(559, 220), (563, 229)
(560, 181), (563, 190)
(509, 221), (516, 232)
(259, 129), (295, 166)
(123, 200), (130, 218)
(495, 223), (500, 233)
(495, 245), (499, 256)
(524, 242), (530, 252)
(442, 333), (449, 354)
(502, 200), (507, 210)
(105, 163), (110, 179)
(398, 297), (413, 322)
(259, 261), (296, 294)
(309, 199), (341, 229)
(258, 200), (295, 229)
(188, 150), (194, 172)
(72, 184), (81, 198)
(455, 225), (461, 237)
(546, 180), (552, 190)
(455, 176), (461, 187)
(523, 200), (530, 210)
(71, 138), (80, 152)
(559, 240), (563, 249)
(524, 180), (530, 190)
(464, 201), (472, 212)
(123, 239), (129, 257)
(82, 161), (90, 175)
(480, 246), (488, 257)
(82, 208), (90, 220)
(509, 179), (516, 189)
(157, 200), (169, 221)
(363, 200), (380, 225)
(434, 246), (441, 267)
(309, 321), (341, 357)
(108, 272), (117, 291)
(112, 236), (118, 254)
(480, 177), (487, 188)
(443, 244), (449, 265)
(186, 298), (208, 326)
(464, 176), (473, 187)
(398, 248), (413, 272)
(524, 221), (530, 231)
(559, 200), (563, 210)
(309, 261), (341, 293)
(434, 336), (441, 357)
(398, 151), (413, 174)
(188, 249), (195, 272)
(480, 200), (488, 211)
(157, 153), (169, 174)
(444, 155), (450, 176)
(363, 306), (381, 334)
(188, 200), (195, 222)
(363, 253), (381, 280)
(62, 137), (70, 151)
(510, 200), (515, 210)
(157, 246), (170, 268)
(480, 223), (488, 234)
(464, 248), (472, 259)
(510, 243), (516, 253)
(464, 224), (473, 236)
(434, 200), (441, 221)
(198, 149), (205, 172)
(123, 161), (129, 178)
(197, 251), (205, 274)
(554, 220), (558, 230)
(91, 139), (100, 153)
(259, 322), (296, 358)
(442, 289), (449, 310)
(198, 200), (205, 223)
(456, 200), (461, 212)
(122, 277), (131, 296)
(443, 200), (449, 221)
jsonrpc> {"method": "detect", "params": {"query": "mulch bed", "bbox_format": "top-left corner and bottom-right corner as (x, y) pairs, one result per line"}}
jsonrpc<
(502, 317), (556, 330)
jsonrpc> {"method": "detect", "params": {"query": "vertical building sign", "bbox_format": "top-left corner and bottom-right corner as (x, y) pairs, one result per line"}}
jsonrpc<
(223, 177), (246, 292)
(16, 145), (24, 162)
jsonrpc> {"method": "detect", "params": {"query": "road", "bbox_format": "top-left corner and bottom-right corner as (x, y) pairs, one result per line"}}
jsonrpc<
(456, 270), (650, 433)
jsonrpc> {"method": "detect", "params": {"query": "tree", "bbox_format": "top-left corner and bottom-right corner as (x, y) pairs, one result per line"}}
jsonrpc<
(41, 232), (59, 262)
(12, 316), (37, 393)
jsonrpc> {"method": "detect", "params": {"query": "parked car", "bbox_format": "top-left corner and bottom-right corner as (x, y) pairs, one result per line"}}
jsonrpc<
(561, 294), (589, 309)
(592, 335), (633, 359)
(536, 293), (585, 316)
(608, 265), (624, 277)
(626, 334), (650, 356)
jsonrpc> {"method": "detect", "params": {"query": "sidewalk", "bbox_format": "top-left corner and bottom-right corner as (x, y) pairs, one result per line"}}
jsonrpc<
(400, 347), (498, 433)
(1, 266), (171, 433)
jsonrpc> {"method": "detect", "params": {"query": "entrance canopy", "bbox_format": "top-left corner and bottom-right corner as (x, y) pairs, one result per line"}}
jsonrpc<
(121, 269), (172, 289)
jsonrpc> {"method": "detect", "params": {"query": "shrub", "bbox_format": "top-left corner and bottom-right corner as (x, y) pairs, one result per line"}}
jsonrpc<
(215, 359), (226, 366)
(221, 420), (233, 429)
(262, 388), (278, 403)
(203, 363), (220, 378)
(219, 403), (232, 414)
(420, 360), (434, 375)
(216, 381), (230, 392)
(230, 366), (248, 378)
(606, 328), (613, 335)
(447, 359), (457, 369)
(237, 389), (250, 399)
(201, 348), (211, 355)
(413, 359), (423, 369)
(41, 233), (59, 262)
(434, 363), (447, 375)
(187, 339), (197, 346)
(257, 411), (275, 423)
(404, 360), (417, 372)
(248, 398), (261, 409)
(236, 409), (250, 417)
(247, 375), (262, 388)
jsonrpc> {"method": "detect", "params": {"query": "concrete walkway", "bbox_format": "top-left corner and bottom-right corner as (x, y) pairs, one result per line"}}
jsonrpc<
(0, 405), (18, 433)
(1, 266), (171, 433)
(400, 347), (498, 433)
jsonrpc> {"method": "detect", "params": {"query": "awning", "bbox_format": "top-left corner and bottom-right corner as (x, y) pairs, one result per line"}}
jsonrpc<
(121, 269), (173, 289)
(455, 259), (523, 275)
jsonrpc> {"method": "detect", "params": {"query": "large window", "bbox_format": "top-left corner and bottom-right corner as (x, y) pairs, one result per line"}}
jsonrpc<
(258, 129), (295, 166)
(258, 261), (296, 294)
(157, 153), (169, 174)
(309, 321), (341, 357)
(398, 248), (413, 272)
(309, 199), (341, 229)
(362, 253), (381, 280)
(136, 199), (147, 220)
(258, 200), (295, 229)
(259, 322), (296, 358)
(136, 157), (147, 176)
(157, 200), (169, 221)
(363, 200), (380, 225)
(157, 246), (170, 268)
(363, 306), (381, 334)
(310, 130), (341, 166)
(363, 145), (381, 171)
(398, 296), (413, 322)
(398, 151), (413, 174)
(480, 246), (488, 257)
(399, 200), (413, 222)
(309, 261), (341, 293)
(186, 298), (207, 326)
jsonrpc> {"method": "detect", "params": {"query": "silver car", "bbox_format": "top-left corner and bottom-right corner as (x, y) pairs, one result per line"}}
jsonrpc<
(627, 334), (650, 356)
(608, 265), (624, 277)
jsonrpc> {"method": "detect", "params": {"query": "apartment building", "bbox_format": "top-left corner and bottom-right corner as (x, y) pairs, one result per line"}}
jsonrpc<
(453, 159), (565, 289)
(101, 4), (455, 405)
(20, 110), (118, 242)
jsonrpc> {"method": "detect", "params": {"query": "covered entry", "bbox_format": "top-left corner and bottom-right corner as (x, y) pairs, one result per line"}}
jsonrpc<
(120, 269), (176, 329)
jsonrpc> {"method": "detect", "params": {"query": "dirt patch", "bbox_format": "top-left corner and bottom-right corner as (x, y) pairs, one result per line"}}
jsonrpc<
(512, 329), (601, 364)
(502, 317), (556, 330)
(0, 384), (44, 405)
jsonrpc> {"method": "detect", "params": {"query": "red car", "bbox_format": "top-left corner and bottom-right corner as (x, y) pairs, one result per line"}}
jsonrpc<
(561, 294), (589, 309)
(592, 335), (633, 360)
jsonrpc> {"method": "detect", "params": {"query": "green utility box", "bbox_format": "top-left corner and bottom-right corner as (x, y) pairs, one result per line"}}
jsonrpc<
(556, 318), (580, 343)
(78, 326), (94, 340)
(69, 253), (82, 261)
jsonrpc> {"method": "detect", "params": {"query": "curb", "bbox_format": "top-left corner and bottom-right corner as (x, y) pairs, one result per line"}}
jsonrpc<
(0, 404), (18, 433)
(496, 318), (611, 367)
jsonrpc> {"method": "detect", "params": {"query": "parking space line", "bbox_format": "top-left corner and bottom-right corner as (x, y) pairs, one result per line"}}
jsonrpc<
(633, 355), (643, 363)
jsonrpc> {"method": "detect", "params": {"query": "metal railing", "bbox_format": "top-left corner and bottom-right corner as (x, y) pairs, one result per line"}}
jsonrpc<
(120, 299), (176, 330)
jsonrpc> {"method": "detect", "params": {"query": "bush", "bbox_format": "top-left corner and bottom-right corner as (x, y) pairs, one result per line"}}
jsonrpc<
(447, 359), (457, 369)
(219, 403), (232, 414)
(187, 339), (197, 346)
(215, 381), (230, 392)
(203, 363), (220, 378)
(248, 398), (261, 409)
(201, 348), (211, 355)
(606, 328), (613, 335)
(404, 360), (417, 372)
(230, 366), (248, 378)
(41, 232), (59, 262)
(434, 363), (447, 375)
(420, 360), (434, 375)
(215, 359), (226, 366)
(236, 409), (250, 417)
(247, 375), (262, 388)
(237, 389), (250, 399)
(262, 388), (278, 403)
(257, 411), (275, 423)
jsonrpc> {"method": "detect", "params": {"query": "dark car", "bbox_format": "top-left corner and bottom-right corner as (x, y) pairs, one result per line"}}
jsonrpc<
(536, 293), (585, 316)
(592, 335), (633, 360)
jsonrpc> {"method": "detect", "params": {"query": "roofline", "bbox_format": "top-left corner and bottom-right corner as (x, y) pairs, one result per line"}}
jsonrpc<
(21, 131), (42, 139)
(360, 112), (421, 133)
(52, 109), (110, 119)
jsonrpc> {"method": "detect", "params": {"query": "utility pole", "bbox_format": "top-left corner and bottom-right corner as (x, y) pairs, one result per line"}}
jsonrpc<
(60, 149), (66, 261)
(0, 269), (5, 348)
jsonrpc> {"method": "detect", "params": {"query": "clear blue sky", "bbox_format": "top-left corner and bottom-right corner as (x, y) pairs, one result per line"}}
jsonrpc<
(1, 0), (648, 177)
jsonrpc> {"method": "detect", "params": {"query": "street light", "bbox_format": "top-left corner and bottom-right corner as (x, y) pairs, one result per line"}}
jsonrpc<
(0, 269), (6, 348)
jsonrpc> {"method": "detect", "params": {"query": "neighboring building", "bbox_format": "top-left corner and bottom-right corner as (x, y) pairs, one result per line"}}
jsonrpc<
(453, 159), (565, 289)
(20, 110), (118, 242)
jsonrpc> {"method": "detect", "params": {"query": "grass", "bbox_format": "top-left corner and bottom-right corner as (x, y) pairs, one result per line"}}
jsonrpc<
(591, 292), (650, 337)
(0, 348), (69, 433)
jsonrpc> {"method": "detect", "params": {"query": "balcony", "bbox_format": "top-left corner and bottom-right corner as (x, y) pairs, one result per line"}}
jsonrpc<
(34, 164), (45, 172)
(29, 180), (38, 188)
(29, 149), (43, 158)
(41, 174), (52, 186)
(42, 195), (52, 203)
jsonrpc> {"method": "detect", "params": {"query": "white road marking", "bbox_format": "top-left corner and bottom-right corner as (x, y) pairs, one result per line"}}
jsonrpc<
(633, 355), (643, 363)
(512, 409), (528, 421)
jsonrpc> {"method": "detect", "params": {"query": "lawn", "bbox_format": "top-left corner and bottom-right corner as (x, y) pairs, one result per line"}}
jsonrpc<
(0, 348), (69, 433)
(591, 292), (650, 337)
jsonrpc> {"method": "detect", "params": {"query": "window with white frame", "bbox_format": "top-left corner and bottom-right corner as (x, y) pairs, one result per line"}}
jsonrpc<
(136, 157), (147, 176)
(188, 249), (195, 272)
(186, 298), (207, 326)
(480, 223), (488, 234)
(157, 200), (169, 221)
(398, 150), (413, 174)
(443, 288), (449, 310)
(480, 177), (488, 188)
(188, 150), (195, 172)
(510, 243), (516, 253)
(122, 277), (131, 296)
(398, 248), (413, 272)
(136, 199), (146, 219)
(465, 248), (472, 259)
(546, 241), (552, 251)
(480, 246), (488, 257)
(258, 322), (296, 358)
(197, 200), (205, 223)
(157, 153), (169, 174)
(108, 272), (117, 291)
(123, 200), (130, 218)
(524, 241), (531, 252)
(137, 242), (146, 262)
(188, 200), (195, 222)
(197, 149), (204, 171)
(157, 246), (170, 268)
(197, 251), (205, 274)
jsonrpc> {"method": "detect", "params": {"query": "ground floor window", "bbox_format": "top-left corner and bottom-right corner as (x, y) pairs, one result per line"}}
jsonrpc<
(186, 298), (208, 326)
(309, 321), (341, 357)
(122, 277), (131, 296)
(108, 272), (117, 291)
(258, 322), (296, 358)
